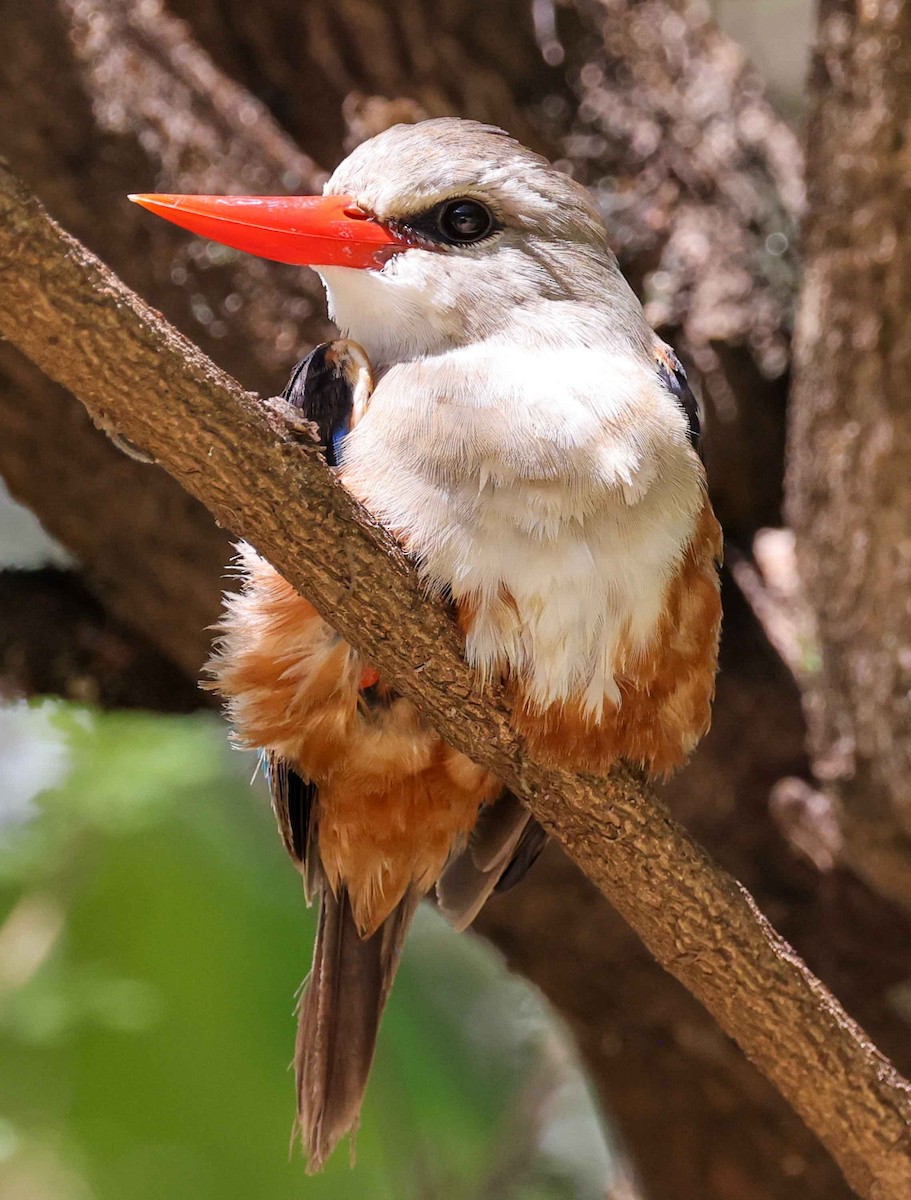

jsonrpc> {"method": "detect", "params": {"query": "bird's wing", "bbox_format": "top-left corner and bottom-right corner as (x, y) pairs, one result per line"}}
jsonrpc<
(654, 339), (702, 456)
(437, 791), (546, 932)
(282, 339), (372, 466)
(263, 752), (322, 901)
(263, 339), (376, 899)
(495, 818), (549, 893)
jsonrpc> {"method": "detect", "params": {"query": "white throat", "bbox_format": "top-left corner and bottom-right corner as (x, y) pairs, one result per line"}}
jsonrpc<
(319, 261), (467, 368)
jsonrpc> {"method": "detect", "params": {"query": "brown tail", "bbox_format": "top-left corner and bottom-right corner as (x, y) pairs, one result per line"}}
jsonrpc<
(295, 883), (418, 1171)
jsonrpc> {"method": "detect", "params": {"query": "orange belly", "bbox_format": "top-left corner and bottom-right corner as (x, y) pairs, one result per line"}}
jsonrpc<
(208, 546), (500, 935)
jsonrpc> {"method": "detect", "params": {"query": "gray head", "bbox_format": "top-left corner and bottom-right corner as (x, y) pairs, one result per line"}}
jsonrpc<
(132, 118), (649, 365)
(327, 119), (606, 246)
(320, 119), (647, 365)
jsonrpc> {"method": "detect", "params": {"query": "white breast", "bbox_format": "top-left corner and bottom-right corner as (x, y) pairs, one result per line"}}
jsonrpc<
(340, 340), (703, 715)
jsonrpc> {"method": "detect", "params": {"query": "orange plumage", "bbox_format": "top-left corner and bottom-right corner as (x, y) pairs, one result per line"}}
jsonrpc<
(209, 546), (500, 936)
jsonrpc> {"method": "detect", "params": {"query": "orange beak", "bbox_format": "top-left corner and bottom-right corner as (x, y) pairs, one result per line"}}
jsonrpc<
(128, 192), (409, 269)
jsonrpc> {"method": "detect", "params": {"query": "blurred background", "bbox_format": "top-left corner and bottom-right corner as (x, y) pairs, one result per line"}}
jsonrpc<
(0, 698), (614, 1200)
(3, 2), (911, 1199)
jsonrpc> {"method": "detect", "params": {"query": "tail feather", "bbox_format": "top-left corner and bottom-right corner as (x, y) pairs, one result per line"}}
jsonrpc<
(295, 883), (418, 1171)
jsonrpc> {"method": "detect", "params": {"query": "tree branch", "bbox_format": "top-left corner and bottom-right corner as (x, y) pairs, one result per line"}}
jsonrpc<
(1, 166), (909, 1199)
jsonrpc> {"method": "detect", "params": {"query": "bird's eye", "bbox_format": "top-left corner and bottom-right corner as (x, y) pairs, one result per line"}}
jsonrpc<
(436, 199), (495, 245)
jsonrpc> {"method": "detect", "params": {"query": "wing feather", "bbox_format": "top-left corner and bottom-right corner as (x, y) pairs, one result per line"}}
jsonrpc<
(655, 339), (702, 456)
(437, 792), (546, 931)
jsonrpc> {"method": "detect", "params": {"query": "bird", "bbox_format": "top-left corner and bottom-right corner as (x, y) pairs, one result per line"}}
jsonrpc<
(130, 118), (722, 1171)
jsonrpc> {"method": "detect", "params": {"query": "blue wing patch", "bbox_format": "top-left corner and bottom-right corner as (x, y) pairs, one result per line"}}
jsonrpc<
(282, 342), (357, 468)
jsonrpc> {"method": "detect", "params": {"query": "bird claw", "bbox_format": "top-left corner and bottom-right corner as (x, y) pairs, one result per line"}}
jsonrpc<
(106, 430), (155, 464)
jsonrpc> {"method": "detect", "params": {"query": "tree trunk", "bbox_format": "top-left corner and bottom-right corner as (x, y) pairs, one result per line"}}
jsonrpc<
(787, 0), (911, 915)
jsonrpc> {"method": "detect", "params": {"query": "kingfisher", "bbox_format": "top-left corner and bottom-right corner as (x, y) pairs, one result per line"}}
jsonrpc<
(131, 118), (722, 1170)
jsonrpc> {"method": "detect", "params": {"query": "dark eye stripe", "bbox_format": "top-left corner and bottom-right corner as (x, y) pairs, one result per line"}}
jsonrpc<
(396, 197), (500, 248)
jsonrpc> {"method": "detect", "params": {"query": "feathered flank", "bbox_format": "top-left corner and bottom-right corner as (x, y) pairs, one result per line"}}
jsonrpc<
(295, 884), (419, 1172)
(511, 498), (723, 777)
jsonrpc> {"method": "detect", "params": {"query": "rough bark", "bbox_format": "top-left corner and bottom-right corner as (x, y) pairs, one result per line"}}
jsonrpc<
(0, 0), (331, 671)
(0, 0), (330, 391)
(2, 166), (911, 1200)
(787, 1), (911, 915)
(0, 347), (230, 676)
